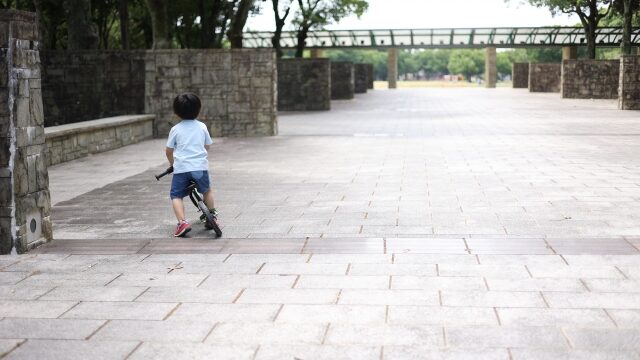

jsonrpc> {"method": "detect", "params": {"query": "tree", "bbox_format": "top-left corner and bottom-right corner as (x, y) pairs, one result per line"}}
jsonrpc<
(65, 0), (99, 49)
(227, 0), (255, 48)
(293, 0), (368, 58)
(119, 0), (130, 49)
(523, 0), (614, 59)
(272, 0), (293, 58)
(448, 51), (479, 82)
(145, 0), (170, 49)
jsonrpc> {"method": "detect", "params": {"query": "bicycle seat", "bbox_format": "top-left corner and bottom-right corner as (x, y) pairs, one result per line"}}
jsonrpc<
(186, 181), (197, 193)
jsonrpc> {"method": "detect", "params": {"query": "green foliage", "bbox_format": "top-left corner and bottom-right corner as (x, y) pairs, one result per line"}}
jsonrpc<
(448, 51), (479, 81)
(293, 0), (368, 31)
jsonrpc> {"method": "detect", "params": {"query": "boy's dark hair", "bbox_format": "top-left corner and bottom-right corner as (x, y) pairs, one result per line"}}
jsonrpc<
(173, 93), (201, 120)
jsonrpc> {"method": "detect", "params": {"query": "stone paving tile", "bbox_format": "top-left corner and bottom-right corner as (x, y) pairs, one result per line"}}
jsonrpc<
(0, 318), (105, 340)
(619, 266), (640, 278)
(296, 275), (390, 289)
(544, 292), (640, 309)
(563, 328), (640, 350)
(142, 254), (229, 262)
(348, 264), (437, 276)
(223, 254), (309, 265)
(207, 323), (326, 345)
(18, 273), (121, 287)
(255, 345), (380, 360)
(85, 261), (181, 274)
(605, 309), (640, 327)
(325, 324), (443, 346)
(0, 285), (54, 300)
(276, 304), (386, 323)
(308, 254), (392, 264)
(526, 264), (624, 279)
(128, 343), (256, 360)
(477, 255), (566, 266)
(303, 238), (384, 254)
(338, 289), (439, 306)
(446, 326), (568, 349)
(170, 303), (280, 322)
(174, 262), (262, 275)
(562, 255), (640, 266)
(237, 288), (339, 304)
(199, 274), (297, 289)
(509, 349), (640, 360)
(4, 340), (138, 360)
(93, 320), (213, 342)
(486, 278), (586, 292)
(392, 254), (478, 265)
(388, 306), (498, 326)
(0, 272), (31, 285)
(41, 286), (147, 302)
(441, 291), (546, 308)
(383, 347), (510, 360)
(582, 279), (640, 292)
(135, 287), (240, 303)
(109, 273), (208, 287)
(497, 308), (615, 327)
(62, 301), (177, 320)
(0, 300), (77, 319)
(437, 264), (531, 278)
(259, 263), (348, 275)
(0, 340), (24, 357)
(392, 276), (487, 291)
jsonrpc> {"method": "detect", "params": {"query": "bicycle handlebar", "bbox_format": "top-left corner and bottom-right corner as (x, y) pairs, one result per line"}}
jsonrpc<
(155, 166), (174, 180)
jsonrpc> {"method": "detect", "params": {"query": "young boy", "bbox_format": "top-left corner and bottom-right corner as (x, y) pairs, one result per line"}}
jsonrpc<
(166, 93), (217, 237)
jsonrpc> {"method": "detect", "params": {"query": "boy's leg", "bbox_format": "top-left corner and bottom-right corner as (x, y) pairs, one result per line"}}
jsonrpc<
(172, 198), (186, 222)
(203, 190), (215, 212)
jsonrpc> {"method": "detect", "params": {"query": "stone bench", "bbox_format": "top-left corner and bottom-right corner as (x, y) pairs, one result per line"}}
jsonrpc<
(45, 114), (155, 166)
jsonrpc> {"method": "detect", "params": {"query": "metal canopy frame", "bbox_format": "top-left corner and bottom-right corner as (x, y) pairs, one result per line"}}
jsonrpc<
(243, 27), (640, 49)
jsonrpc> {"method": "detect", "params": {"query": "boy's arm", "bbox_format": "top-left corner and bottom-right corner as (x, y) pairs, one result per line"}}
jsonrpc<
(204, 144), (210, 151)
(165, 147), (174, 166)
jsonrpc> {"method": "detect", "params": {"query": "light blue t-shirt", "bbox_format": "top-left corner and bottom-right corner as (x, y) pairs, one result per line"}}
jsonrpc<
(166, 120), (213, 174)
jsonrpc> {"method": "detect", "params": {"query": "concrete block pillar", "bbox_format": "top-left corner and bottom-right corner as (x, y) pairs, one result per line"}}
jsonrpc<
(485, 47), (497, 88)
(0, 10), (52, 254)
(562, 46), (578, 60)
(387, 48), (398, 89)
(310, 48), (324, 58)
(619, 55), (640, 110)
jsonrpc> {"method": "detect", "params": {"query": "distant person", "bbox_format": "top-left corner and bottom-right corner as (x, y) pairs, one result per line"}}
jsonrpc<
(165, 93), (218, 237)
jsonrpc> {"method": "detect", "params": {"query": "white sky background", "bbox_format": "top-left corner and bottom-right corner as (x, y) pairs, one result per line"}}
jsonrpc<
(246, 0), (581, 31)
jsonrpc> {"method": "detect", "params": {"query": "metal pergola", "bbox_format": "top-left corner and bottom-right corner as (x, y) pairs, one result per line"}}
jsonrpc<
(243, 27), (640, 49)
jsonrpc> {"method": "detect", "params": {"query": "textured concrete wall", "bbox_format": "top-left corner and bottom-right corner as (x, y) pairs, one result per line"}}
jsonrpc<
(146, 49), (277, 137)
(529, 63), (561, 93)
(512, 63), (529, 88)
(367, 63), (374, 89)
(41, 51), (145, 127)
(0, 10), (52, 254)
(41, 49), (277, 138)
(45, 115), (154, 166)
(277, 58), (331, 111)
(354, 63), (369, 94)
(331, 61), (354, 100)
(485, 47), (497, 88)
(619, 55), (640, 110)
(561, 60), (619, 99)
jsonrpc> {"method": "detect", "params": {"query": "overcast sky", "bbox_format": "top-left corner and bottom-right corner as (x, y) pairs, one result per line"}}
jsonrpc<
(245, 0), (581, 31)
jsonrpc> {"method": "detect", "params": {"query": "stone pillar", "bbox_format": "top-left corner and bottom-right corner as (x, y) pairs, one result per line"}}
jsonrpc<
(387, 48), (398, 89)
(366, 64), (374, 89)
(354, 63), (369, 94)
(331, 61), (355, 100)
(562, 46), (578, 60)
(0, 10), (52, 254)
(512, 63), (529, 88)
(277, 58), (331, 111)
(619, 55), (640, 110)
(310, 48), (324, 58)
(485, 47), (497, 88)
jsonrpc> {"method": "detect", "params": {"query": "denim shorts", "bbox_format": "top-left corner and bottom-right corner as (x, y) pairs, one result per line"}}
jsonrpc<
(170, 170), (211, 199)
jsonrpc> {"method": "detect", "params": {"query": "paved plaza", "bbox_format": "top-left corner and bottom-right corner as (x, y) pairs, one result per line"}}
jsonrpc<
(1, 88), (640, 359)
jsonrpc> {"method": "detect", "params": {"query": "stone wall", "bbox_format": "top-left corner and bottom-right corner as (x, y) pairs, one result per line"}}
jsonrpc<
(0, 10), (52, 254)
(41, 49), (278, 137)
(367, 63), (374, 89)
(331, 61), (354, 100)
(512, 63), (529, 88)
(354, 63), (369, 94)
(45, 115), (154, 166)
(561, 59), (619, 99)
(529, 63), (561, 93)
(277, 58), (331, 111)
(41, 51), (145, 127)
(619, 55), (640, 110)
(146, 49), (277, 137)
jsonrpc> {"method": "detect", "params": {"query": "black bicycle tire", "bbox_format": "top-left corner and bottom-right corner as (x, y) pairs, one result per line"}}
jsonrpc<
(197, 201), (222, 237)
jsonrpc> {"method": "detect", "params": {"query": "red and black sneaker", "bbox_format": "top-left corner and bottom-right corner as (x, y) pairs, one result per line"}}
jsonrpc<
(174, 221), (191, 237)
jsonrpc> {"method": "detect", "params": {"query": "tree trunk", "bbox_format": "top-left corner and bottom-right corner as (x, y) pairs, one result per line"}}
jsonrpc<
(227, 0), (253, 48)
(585, 23), (597, 59)
(272, 26), (284, 58)
(144, 0), (170, 49)
(64, 0), (98, 49)
(271, 0), (291, 58)
(119, 0), (130, 49)
(295, 25), (309, 58)
(622, 0), (633, 55)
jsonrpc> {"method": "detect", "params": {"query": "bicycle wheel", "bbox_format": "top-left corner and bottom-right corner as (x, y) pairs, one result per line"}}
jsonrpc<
(197, 201), (222, 237)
